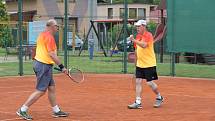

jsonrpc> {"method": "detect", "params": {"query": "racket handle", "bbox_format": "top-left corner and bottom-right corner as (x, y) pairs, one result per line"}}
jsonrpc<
(54, 67), (62, 71)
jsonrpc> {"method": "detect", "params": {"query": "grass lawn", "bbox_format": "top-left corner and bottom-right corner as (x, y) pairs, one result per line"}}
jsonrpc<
(0, 47), (6, 56)
(0, 56), (215, 79)
(0, 48), (214, 78)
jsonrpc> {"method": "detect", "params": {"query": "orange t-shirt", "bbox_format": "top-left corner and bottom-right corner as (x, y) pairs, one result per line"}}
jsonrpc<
(136, 31), (156, 68)
(34, 31), (57, 64)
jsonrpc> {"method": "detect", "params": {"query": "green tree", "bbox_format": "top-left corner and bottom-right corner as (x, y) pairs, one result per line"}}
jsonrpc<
(147, 21), (157, 35)
(153, 0), (161, 4)
(0, 0), (13, 47)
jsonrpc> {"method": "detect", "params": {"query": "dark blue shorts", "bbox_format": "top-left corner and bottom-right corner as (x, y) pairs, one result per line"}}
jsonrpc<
(135, 66), (158, 82)
(33, 60), (55, 91)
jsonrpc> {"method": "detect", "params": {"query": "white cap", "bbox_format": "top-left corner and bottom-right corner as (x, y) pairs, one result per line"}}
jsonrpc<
(134, 20), (147, 26)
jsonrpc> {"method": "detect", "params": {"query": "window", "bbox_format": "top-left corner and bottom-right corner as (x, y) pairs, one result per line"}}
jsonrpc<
(56, 0), (63, 2)
(129, 8), (137, 19)
(108, 8), (113, 19)
(56, 0), (76, 3)
(119, 8), (124, 19)
(138, 8), (146, 19)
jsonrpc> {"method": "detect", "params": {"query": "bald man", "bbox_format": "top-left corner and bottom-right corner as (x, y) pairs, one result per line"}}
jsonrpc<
(16, 19), (69, 120)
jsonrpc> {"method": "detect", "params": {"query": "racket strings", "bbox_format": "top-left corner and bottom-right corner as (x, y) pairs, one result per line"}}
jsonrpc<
(69, 68), (83, 82)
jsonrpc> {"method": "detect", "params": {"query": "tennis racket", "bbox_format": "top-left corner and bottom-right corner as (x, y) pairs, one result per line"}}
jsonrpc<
(54, 67), (84, 83)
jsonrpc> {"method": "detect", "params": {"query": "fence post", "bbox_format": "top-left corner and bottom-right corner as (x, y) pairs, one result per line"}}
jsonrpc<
(18, 0), (23, 76)
(170, 52), (176, 76)
(64, 0), (68, 68)
(123, 0), (128, 74)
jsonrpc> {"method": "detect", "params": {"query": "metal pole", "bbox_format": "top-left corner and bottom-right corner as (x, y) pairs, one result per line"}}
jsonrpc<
(64, 0), (68, 68)
(18, 0), (23, 76)
(171, 52), (175, 76)
(91, 21), (107, 57)
(88, 0), (95, 58)
(160, 9), (164, 63)
(123, 0), (128, 73)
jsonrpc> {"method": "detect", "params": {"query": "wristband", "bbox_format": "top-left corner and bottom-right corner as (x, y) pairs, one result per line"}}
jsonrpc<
(58, 64), (64, 70)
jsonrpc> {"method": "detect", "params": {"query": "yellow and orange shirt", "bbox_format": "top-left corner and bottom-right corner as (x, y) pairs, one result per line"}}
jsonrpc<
(136, 31), (156, 68)
(34, 31), (57, 64)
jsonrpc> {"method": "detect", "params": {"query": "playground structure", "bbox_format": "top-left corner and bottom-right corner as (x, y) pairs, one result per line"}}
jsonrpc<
(79, 19), (137, 57)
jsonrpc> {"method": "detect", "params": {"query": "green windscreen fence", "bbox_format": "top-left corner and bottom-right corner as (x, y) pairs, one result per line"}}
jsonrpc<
(166, 0), (215, 54)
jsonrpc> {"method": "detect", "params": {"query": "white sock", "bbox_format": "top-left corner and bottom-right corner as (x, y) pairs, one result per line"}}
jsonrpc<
(157, 93), (162, 99)
(135, 97), (141, 104)
(20, 105), (28, 112)
(52, 105), (60, 113)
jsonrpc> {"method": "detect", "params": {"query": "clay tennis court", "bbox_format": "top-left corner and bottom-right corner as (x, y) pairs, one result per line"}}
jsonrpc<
(0, 74), (214, 121)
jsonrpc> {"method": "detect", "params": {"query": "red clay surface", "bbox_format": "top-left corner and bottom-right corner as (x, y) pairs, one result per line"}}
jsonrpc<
(0, 74), (215, 121)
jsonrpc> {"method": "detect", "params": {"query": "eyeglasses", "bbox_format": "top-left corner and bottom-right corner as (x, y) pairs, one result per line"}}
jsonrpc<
(53, 25), (59, 31)
(54, 25), (59, 27)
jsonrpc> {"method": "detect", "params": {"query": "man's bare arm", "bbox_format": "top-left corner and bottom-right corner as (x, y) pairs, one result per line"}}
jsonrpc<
(48, 51), (61, 65)
(48, 51), (68, 73)
(129, 35), (148, 48)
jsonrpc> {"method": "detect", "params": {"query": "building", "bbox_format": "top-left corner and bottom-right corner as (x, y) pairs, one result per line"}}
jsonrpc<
(5, 0), (158, 33)
(5, 0), (97, 36)
(97, 3), (157, 22)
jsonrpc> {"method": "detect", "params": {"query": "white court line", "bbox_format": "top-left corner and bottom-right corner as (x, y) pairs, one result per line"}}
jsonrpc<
(0, 90), (33, 95)
(0, 118), (22, 121)
(160, 76), (215, 81)
(0, 111), (22, 121)
(0, 111), (16, 115)
(1, 86), (214, 99)
(0, 74), (214, 81)
(2, 90), (32, 94)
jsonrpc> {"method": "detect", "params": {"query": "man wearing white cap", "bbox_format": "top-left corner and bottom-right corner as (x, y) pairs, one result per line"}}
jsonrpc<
(128, 20), (164, 109)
